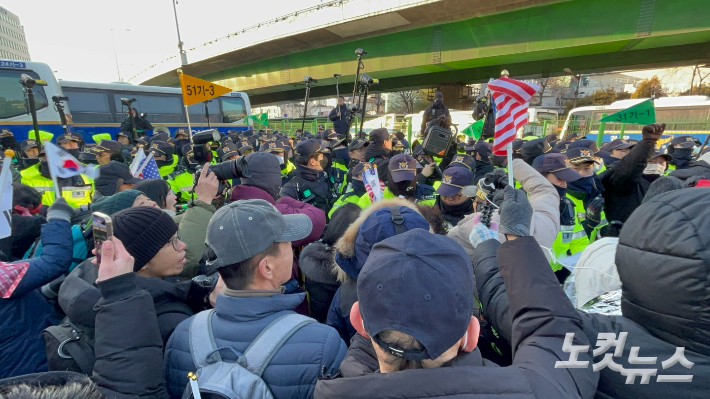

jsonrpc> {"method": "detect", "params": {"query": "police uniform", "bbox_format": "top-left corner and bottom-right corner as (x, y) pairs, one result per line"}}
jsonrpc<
(357, 154), (436, 208)
(328, 163), (368, 218)
(281, 139), (339, 215)
(434, 166), (475, 231)
(20, 164), (93, 207)
(166, 144), (197, 203)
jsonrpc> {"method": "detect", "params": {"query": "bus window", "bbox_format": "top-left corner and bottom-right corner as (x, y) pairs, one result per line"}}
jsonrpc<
(0, 69), (48, 119)
(565, 110), (593, 136)
(63, 90), (113, 123)
(220, 96), (246, 123)
(187, 100), (220, 125)
(113, 94), (183, 124)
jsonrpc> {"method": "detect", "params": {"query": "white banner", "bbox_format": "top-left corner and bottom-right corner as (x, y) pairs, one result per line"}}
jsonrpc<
(0, 159), (13, 239)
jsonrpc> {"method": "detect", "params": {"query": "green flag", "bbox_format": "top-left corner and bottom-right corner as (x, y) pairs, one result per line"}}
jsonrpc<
(246, 113), (269, 127)
(600, 99), (655, 125)
(462, 120), (484, 140)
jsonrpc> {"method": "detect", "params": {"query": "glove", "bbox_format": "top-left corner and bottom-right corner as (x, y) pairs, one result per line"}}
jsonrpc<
(498, 186), (532, 237)
(468, 213), (499, 248)
(641, 123), (666, 141)
(585, 196), (605, 227)
(46, 198), (73, 223)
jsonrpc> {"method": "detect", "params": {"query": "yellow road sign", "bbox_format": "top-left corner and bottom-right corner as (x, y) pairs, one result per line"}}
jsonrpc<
(178, 71), (232, 107)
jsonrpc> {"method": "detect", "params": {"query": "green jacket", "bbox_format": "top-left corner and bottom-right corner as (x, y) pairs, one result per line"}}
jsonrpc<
(172, 199), (216, 280)
(158, 155), (179, 178)
(20, 164), (93, 207)
(166, 168), (195, 203)
(357, 186), (436, 208)
(328, 186), (365, 218)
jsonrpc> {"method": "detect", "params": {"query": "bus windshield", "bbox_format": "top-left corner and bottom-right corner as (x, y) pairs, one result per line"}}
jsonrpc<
(221, 96), (247, 123)
(0, 69), (48, 119)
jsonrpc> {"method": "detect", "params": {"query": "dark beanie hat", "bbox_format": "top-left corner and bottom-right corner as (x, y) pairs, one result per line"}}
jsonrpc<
(112, 207), (178, 271)
(92, 189), (142, 216)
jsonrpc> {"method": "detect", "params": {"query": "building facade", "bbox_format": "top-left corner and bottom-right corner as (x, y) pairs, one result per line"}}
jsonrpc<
(0, 6), (30, 61)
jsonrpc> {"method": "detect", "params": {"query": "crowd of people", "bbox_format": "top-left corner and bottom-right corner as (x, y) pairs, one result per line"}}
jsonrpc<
(0, 95), (709, 398)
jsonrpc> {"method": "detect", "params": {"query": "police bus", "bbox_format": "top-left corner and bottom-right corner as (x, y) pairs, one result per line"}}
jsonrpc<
(561, 96), (710, 146)
(0, 60), (252, 143)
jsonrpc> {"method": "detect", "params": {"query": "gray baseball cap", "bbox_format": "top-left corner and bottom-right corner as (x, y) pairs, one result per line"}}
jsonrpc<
(205, 199), (312, 268)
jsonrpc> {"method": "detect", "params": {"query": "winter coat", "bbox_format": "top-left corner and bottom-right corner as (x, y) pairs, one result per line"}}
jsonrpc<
(59, 259), (210, 344)
(327, 199), (432, 343)
(281, 165), (338, 215)
(165, 292), (347, 399)
(299, 241), (340, 323)
(0, 214), (44, 261)
(174, 199), (216, 280)
(315, 236), (598, 399)
(472, 160), (494, 184)
(362, 144), (392, 182)
(448, 159), (560, 263)
(474, 189), (710, 398)
(328, 104), (349, 136)
(669, 152), (710, 181)
(599, 138), (656, 223)
(0, 219), (73, 379)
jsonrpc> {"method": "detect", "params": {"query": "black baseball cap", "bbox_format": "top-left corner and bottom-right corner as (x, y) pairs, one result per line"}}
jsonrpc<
(80, 144), (98, 161)
(116, 131), (131, 139)
(358, 229), (473, 361)
(151, 132), (170, 143)
(148, 140), (174, 158)
(262, 140), (287, 153)
(388, 154), (417, 182)
(566, 147), (599, 165)
(57, 133), (82, 144)
(553, 140), (571, 153)
(174, 128), (189, 138)
(369, 128), (390, 144)
(348, 138), (367, 151)
(450, 154), (475, 171)
(0, 128), (13, 138)
(93, 139), (122, 154)
(567, 139), (599, 154)
(521, 138), (552, 163)
(295, 139), (327, 158)
(236, 140), (254, 155)
(98, 161), (141, 184)
(649, 149), (672, 162)
(474, 141), (493, 161)
(217, 142), (240, 160)
(21, 139), (38, 152)
(351, 162), (366, 177)
(532, 153), (583, 182)
(607, 139), (635, 151)
(436, 166), (474, 197)
(669, 135), (700, 149)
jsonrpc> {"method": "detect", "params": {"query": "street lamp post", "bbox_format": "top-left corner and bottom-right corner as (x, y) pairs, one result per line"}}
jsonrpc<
(172, 0), (188, 66)
(564, 68), (582, 109)
(110, 29), (131, 82)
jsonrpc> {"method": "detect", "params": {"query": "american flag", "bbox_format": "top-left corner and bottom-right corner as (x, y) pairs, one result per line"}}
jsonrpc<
(487, 77), (539, 155)
(139, 154), (162, 180)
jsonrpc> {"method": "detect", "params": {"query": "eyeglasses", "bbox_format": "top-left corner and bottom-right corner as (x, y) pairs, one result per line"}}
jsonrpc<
(165, 233), (181, 251)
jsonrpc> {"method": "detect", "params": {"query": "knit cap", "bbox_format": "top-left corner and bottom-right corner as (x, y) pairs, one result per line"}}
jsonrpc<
(112, 206), (178, 271)
(92, 189), (142, 216)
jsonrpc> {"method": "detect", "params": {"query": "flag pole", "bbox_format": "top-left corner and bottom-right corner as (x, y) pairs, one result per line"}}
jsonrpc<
(45, 150), (62, 200)
(185, 105), (193, 144)
(506, 141), (514, 188)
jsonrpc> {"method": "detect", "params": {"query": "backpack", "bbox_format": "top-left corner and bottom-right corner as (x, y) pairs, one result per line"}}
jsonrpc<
(23, 224), (90, 272)
(183, 310), (315, 399)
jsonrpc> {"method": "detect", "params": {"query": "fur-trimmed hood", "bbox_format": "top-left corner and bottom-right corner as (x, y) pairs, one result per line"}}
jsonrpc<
(333, 198), (430, 282)
(299, 241), (339, 285)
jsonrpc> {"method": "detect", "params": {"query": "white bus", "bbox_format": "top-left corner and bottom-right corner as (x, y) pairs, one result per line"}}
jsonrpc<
(561, 96), (710, 146)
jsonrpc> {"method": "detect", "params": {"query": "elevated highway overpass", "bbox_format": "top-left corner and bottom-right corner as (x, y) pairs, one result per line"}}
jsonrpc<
(137, 0), (710, 106)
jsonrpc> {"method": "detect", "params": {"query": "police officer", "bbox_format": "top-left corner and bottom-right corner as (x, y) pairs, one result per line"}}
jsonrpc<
(281, 139), (339, 215)
(666, 135), (700, 172)
(174, 128), (190, 141)
(163, 144), (197, 203)
(363, 128), (394, 183)
(473, 141), (495, 184)
(319, 138), (346, 193)
(420, 91), (451, 135)
(412, 145), (442, 188)
(93, 139), (125, 165)
(357, 154), (436, 208)
(566, 147), (608, 241)
(531, 153), (586, 278)
(20, 139), (41, 170)
(435, 166), (475, 231)
(329, 162), (367, 218)
(236, 140), (254, 156)
(20, 149), (93, 208)
(261, 139), (295, 185)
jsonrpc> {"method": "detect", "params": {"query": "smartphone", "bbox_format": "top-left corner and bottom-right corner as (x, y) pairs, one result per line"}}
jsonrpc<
(92, 212), (113, 264)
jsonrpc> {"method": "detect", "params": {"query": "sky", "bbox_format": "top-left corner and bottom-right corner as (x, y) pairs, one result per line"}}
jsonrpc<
(6, 1), (704, 92)
(7, 0), (323, 83)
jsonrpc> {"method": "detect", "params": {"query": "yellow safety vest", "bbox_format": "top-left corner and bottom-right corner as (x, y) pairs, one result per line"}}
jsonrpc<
(20, 164), (93, 207)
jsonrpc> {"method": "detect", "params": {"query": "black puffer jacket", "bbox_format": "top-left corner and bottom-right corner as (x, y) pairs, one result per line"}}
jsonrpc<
(474, 188), (710, 399)
(299, 241), (340, 323)
(599, 138), (656, 223)
(669, 156), (710, 181)
(362, 144), (392, 182)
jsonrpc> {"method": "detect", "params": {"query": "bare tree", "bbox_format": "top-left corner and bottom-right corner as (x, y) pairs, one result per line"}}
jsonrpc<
(534, 77), (552, 106)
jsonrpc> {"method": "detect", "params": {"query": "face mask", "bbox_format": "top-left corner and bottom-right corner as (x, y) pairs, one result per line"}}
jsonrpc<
(554, 184), (567, 200)
(441, 197), (474, 216)
(387, 178), (415, 197)
(643, 163), (665, 175)
(24, 158), (40, 167)
(156, 159), (172, 168)
(350, 179), (366, 195)
(1, 136), (18, 149)
(67, 148), (81, 159)
(670, 148), (693, 169)
(567, 175), (596, 195)
(276, 155), (285, 170)
(333, 147), (349, 162)
(40, 160), (51, 177)
(320, 153), (332, 170)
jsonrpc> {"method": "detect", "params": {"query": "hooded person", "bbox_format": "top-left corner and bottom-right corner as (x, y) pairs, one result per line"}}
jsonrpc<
(669, 149), (710, 182)
(299, 203), (362, 323)
(363, 128), (394, 183)
(435, 166), (475, 230)
(327, 199), (431, 343)
(93, 161), (142, 199)
(472, 141), (495, 184)
(473, 187), (710, 399)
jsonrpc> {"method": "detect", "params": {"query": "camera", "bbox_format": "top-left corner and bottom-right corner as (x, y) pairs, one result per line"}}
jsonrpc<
(191, 129), (222, 164)
(303, 76), (318, 83)
(333, 73), (341, 78)
(121, 97), (137, 106)
(355, 48), (367, 56)
(195, 155), (251, 182)
(359, 73), (377, 87)
(462, 171), (509, 199)
(19, 74), (36, 88)
(52, 95), (69, 102)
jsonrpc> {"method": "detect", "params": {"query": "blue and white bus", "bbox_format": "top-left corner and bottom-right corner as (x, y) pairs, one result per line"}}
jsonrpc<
(0, 60), (252, 143)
